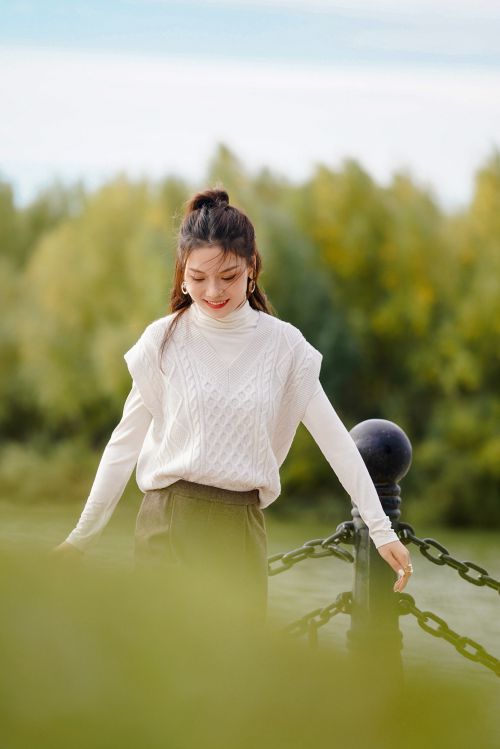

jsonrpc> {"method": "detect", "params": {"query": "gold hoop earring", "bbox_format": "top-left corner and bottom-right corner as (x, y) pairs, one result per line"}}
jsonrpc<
(181, 281), (188, 295)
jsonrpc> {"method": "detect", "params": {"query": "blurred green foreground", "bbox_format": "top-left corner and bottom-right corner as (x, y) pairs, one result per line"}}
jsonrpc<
(0, 546), (498, 749)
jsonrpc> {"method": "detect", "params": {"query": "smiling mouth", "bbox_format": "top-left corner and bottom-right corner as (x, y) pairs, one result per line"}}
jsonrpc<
(204, 299), (229, 308)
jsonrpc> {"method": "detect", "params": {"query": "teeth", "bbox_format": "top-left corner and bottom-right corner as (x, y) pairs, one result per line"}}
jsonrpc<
(206, 300), (227, 305)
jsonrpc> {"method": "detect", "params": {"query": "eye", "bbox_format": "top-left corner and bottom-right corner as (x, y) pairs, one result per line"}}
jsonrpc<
(190, 275), (236, 282)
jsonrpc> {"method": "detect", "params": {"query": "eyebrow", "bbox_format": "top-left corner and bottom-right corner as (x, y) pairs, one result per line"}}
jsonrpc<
(188, 265), (240, 274)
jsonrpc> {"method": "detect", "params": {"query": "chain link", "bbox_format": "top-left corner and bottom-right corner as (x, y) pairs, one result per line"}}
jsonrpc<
(283, 591), (352, 647)
(398, 523), (500, 594)
(272, 519), (498, 675)
(396, 592), (500, 676)
(268, 521), (355, 576)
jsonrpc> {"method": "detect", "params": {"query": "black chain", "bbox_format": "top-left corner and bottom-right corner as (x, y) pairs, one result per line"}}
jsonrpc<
(283, 590), (352, 647)
(396, 591), (500, 676)
(397, 523), (500, 594)
(267, 522), (355, 576)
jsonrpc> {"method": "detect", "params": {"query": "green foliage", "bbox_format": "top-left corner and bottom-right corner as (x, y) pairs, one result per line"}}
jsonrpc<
(1, 147), (499, 527)
(15, 176), (180, 429)
(0, 437), (135, 508)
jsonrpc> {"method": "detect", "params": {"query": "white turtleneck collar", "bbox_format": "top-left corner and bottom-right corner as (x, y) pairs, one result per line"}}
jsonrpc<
(189, 299), (259, 331)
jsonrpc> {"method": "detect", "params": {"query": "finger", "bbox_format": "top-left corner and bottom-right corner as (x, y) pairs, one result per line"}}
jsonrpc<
(392, 549), (412, 576)
(393, 565), (413, 592)
(393, 569), (407, 591)
(397, 551), (411, 567)
(393, 572), (407, 592)
(385, 550), (406, 576)
(379, 547), (412, 591)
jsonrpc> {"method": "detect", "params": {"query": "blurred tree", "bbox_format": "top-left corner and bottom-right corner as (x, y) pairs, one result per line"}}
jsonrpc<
(414, 150), (500, 524)
(19, 180), (87, 267)
(17, 176), (171, 437)
(0, 145), (498, 526)
(0, 178), (22, 266)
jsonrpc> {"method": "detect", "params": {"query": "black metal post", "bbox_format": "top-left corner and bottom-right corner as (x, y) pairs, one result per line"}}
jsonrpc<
(345, 418), (412, 680)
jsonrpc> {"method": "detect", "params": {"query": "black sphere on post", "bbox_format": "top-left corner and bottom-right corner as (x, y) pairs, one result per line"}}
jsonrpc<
(346, 418), (413, 679)
(349, 418), (412, 523)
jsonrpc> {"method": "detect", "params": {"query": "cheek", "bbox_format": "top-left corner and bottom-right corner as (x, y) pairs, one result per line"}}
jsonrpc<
(233, 280), (248, 298)
(236, 273), (250, 289)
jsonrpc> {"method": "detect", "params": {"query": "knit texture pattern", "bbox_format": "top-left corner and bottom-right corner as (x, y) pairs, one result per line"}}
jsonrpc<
(123, 306), (322, 508)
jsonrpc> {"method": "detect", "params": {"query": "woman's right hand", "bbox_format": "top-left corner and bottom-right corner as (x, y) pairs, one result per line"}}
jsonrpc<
(50, 541), (85, 558)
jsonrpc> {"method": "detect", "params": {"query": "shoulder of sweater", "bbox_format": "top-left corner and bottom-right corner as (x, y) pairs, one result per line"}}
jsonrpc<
(268, 316), (323, 371)
(138, 310), (182, 346)
(264, 313), (310, 349)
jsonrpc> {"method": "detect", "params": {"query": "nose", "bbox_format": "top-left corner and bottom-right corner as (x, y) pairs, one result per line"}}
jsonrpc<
(206, 280), (224, 298)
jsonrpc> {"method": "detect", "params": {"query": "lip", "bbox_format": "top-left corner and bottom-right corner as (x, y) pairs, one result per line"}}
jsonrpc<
(204, 299), (229, 309)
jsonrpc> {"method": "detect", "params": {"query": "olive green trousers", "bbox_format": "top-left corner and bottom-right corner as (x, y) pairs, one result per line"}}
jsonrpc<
(134, 479), (268, 622)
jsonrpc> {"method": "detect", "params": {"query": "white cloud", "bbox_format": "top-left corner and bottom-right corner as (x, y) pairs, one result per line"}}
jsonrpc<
(1, 45), (499, 208)
(146, 0), (500, 21)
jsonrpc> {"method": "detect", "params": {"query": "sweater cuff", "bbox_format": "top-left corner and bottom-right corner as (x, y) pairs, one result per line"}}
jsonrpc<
(370, 528), (399, 549)
(63, 533), (91, 552)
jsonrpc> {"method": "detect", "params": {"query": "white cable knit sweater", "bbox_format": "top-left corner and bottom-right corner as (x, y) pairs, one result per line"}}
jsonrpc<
(65, 300), (398, 551)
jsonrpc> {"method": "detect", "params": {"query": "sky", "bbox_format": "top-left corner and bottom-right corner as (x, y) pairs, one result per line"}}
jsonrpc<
(1, 0), (500, 210)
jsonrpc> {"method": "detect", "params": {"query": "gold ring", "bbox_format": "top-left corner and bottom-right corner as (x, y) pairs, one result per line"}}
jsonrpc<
(403, 563), (413, 574)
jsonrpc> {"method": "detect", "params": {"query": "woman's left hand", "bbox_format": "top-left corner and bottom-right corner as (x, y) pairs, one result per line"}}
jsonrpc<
(376, 539), (413, 592)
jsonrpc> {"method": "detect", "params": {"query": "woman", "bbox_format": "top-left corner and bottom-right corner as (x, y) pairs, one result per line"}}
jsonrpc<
(52, 187), (413, 619)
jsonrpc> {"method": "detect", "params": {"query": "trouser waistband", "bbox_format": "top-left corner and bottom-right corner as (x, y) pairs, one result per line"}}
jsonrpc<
(152, 479), (260, 506)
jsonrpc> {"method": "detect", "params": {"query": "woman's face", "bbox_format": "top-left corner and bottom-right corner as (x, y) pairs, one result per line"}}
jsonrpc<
(183, 246), (253, 318)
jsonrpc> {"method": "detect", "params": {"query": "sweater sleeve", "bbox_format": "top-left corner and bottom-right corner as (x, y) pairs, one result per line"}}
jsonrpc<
(301, 382), (399, 549)
(64, 380), (153, 551)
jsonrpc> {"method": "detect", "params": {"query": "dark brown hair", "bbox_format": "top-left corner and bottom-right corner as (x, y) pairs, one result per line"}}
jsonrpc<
(158, 186), (276, 371)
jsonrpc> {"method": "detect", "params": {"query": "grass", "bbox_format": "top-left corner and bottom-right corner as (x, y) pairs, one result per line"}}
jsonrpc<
(0, 497), (499, 749)
(1, 543), (499, 749)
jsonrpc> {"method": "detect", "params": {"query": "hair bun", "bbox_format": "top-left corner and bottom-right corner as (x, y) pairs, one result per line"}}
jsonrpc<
(188, 188), (230, 213)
